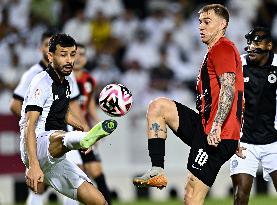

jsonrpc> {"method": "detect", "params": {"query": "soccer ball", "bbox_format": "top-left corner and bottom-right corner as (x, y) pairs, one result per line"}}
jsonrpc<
(99, 83), (133, 117)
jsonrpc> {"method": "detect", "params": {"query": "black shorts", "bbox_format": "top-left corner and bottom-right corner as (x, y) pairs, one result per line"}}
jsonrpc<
(173, 101), (238, 187)
(78, 149), (101, 163)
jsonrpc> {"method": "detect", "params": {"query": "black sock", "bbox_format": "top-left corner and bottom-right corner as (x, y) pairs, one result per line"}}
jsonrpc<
(148, 138), (165, 168)
(94, 174), (112, 205)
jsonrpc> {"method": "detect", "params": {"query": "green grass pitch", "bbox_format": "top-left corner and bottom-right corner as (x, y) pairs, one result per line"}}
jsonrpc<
(15, 195), (277, 205)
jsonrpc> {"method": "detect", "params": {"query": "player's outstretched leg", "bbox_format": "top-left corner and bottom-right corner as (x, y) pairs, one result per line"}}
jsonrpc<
(50, 119), (117, 158)
(133, 166), (167, 189)
(80, 119), (117, 149)
(133, 97), (179, 189)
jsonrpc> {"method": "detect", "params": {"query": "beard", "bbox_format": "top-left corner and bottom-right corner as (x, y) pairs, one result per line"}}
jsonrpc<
(52, 61), (73, 77)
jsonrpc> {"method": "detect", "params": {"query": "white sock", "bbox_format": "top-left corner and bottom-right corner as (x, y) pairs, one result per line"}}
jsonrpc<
(26, 190), (44, 205)
(63, 131), (87, 150)
(63, 196), (80, 205)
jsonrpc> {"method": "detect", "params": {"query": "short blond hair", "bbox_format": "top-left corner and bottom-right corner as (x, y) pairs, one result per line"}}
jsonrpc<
(198, 4), (229, 27)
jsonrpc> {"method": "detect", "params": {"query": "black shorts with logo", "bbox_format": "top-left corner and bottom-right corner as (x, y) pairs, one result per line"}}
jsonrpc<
(173, 101), (238, 187)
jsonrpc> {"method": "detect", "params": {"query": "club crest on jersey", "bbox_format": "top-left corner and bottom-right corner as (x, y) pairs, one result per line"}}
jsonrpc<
(34, 88), (41, 99)
(232, 159), (238, 169)
(268, 74), (276, 84)
(244, 77), (249, 82)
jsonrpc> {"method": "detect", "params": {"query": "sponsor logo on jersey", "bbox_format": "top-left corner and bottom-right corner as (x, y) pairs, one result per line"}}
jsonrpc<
(244, 77), (249, 82)
(231, 159), (238, 169)
(268, 73), (277, 84)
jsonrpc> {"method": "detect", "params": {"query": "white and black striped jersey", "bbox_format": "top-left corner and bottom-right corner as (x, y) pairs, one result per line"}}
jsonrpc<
(13, 61), (79, 101)
(19, 66), (73, 133)
(241, 52), (277, 145)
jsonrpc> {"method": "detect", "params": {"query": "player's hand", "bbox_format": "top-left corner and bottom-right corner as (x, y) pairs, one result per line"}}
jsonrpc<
(26, 165), (44, 194)
(235, 143), (246, 159)
(207, 124), (221, 147)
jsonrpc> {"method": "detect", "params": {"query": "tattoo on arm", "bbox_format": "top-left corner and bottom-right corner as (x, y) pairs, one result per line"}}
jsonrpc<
(149, 123), (167, 138)
(214, 72), (236, 126)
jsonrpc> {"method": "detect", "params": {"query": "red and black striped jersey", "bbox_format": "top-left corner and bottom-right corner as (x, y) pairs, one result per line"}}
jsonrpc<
(196, 37), (244, 140)
(76, 71), (96, 113)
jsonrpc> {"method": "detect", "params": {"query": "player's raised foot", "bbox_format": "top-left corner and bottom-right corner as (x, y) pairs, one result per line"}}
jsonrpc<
(133, 167), (167, 189)
(80, 119), (117, 149)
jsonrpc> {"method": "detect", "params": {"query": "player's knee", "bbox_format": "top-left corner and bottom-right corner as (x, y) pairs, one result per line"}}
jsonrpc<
(49, 131), (67, 158)
(147, 97), (170, 118)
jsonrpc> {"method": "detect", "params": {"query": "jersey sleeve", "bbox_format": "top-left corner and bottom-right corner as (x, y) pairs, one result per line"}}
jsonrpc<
(13, 70), (35, 101)
(68, 72), (80, 100)
(211, 43), (236, 76)
(25, 78), (49, 114)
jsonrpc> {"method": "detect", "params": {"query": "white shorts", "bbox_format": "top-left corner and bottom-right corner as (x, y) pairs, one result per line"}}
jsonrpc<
(20, 130), (91, 199)
(230, 141), (277, 181)
(66, 150), (83, 165)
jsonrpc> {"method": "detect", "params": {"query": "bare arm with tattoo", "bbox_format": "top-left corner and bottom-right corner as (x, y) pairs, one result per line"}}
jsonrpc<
(207, 72), (236, 147)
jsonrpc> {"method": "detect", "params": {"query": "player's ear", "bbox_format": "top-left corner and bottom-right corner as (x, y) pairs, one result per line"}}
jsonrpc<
(267, 41), (273, 51)
(47, 52), (53, 63)
(220, 19), (227, 31)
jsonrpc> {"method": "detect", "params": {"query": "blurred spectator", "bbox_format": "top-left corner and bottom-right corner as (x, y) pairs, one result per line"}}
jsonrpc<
(0, 6), (17, 40)
(90, 10), (112, 52)
(160, 31), (192, 81)
(0, 77), (13, 114)
(149, 48), (175, 92)
(112, 9), (139, 45)
(14, 34), (40, 68)
(253, 0), (277, 30)
(143, 7), (175, 46)
(226, 1), (251, 52)
(122, 0), (147, 19)
(6, 0), (30, 32)
(227, 0), (260, 22)
(111, 8), (140, 71)
(91, 53), (121, 95)
(0, 43), (22, 89)
(85, 0), (123, 19)
(63, 7), (91, 45)
(124, 28), (159, 69)
(58, 0), (86, 27)
(120, 60), (149, 107)
(29, 0), (58, 27)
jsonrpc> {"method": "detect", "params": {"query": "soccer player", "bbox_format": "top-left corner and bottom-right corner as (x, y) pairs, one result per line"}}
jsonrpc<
(230, 27), (277, 205)
(64, 43), (112, 205)
(133, 4), (244, 204)
(19, 33), (117, 205)
(10, 31), (87, 205)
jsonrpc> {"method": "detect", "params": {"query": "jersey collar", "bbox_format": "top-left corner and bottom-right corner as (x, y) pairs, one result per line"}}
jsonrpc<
(39, 60), (48, 70)
(46, 65), (63, 84)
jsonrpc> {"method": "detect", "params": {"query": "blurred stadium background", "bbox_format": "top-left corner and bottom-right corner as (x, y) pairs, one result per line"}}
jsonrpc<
(0, 0), (276, 204)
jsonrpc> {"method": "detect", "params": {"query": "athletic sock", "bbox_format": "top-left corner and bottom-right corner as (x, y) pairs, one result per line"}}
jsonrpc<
(26, 190), (44, 205)
(148, 138), (165, 169)
(94, 174), (112, 205)
(63, 131), (86, 150)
